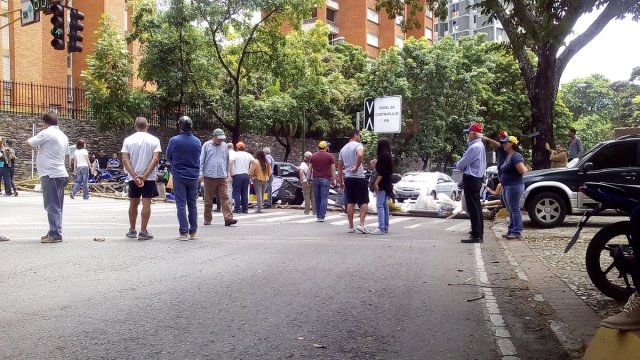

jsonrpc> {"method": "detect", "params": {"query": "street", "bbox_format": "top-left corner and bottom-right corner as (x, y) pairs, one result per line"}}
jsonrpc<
(0, 193), (569, 359)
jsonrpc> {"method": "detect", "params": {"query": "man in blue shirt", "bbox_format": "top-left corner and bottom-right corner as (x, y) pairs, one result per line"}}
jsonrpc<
(167, 116), (202, 240)
(456, 123), (487, 243)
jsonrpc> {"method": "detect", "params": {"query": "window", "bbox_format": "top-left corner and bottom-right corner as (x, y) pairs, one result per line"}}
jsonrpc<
(395, 36), (404, 48)
(451, 3), (460, 17)
(444, 23), (449, 32)
(366, 33), (379, 47)
(367, 8), (379, 23)
(426, 8), (433, 18)
(590, 143), (639, 170)
(327, 8), (337, 22)
(425, 27), (433, 40)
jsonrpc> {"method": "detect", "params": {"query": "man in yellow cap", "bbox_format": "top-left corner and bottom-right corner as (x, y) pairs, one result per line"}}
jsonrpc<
(309, 141), (336, 221)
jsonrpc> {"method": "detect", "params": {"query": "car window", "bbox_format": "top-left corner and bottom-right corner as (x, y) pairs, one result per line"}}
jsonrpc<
(442, 174), (453, 183)
(279, 164), (296, 176)
(589, 142), (639, 170)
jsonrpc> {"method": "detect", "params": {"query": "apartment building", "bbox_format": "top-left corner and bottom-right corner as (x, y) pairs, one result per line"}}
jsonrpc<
(434, 0), (506, 42)
(298, 0), (434, 58)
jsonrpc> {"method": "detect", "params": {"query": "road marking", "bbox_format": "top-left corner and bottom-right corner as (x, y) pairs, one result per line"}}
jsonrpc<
(256, 214), (311, 222)
(445, 221), (469, 232)
(366, 217), (412, 228)
(474, 243), (519, 359)
(230, 211), (287, 220)
(405, 223), (422, 229)
(294, 215), (342, 223)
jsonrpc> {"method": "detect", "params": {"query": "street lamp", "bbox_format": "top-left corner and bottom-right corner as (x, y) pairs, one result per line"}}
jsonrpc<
(329, 36), (345, 44)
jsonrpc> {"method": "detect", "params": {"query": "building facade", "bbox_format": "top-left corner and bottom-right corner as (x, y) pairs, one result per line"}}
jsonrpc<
(298, 0), (434, 58)
(0, 0), (140, 115)
(434, 0), (506, 42)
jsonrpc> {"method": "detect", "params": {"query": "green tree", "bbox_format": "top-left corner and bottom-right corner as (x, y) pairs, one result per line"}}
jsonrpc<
(83, 15), (148, 132)
(377, 0), (640, 169)
(573, 115), (614, 151)
(559, 74), (619, 122)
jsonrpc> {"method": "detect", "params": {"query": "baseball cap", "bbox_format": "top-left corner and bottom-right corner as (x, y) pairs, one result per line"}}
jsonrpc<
(498, 130), (508, 138)
(502, 135), (519, 145)
(213, 128), (226, 139)
(236, 142), (245, 150)
(304, 151), (312, 158)
(319, 141), (328, 149)
(463, 123), (483, 134)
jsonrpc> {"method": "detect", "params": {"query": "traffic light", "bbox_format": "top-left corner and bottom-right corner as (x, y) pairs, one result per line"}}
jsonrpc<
(68, 9), (85, 53)
(50, 2), (65, 50)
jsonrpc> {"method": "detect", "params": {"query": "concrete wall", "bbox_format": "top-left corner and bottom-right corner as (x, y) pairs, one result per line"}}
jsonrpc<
(0, 114), (324, 181)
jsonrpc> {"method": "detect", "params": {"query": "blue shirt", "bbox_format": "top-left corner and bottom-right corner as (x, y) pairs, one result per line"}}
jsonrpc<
(167, 132), (202, 180)
(500, 152), (524, 186)
(497, 148), (507, 176)
(456, 138), (486, 178)
(200, 140), (229, 178)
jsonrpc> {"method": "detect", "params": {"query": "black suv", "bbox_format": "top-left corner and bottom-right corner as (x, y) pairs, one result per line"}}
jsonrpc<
(521, 135), (640, 227)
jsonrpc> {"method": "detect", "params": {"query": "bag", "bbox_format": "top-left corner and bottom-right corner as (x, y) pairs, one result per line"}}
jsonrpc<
(368, 170), (378, 192)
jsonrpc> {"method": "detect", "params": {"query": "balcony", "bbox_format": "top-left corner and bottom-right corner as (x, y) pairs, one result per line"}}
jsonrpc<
(326, 0), (339, 10)
(327, 20), (339, 34)
(302, 18), (318, 31)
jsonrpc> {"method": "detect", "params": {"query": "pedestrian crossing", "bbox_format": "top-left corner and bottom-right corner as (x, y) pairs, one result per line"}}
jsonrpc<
(2, 192), (467, 231)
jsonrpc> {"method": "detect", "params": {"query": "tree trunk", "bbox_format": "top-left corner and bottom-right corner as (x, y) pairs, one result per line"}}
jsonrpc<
(529, 49), (558, 170)
(232, 79), (241, 144)
(283, 136), (292, 162)
(420, 154), (430, 171)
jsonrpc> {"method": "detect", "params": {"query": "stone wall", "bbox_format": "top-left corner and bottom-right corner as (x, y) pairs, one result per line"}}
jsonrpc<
(0, 114), (324, 181)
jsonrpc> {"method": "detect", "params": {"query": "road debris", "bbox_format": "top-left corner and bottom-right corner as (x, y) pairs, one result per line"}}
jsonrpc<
(312, 343), (327, 349)
(93, 237), (105, 242)
(467, 292), (485, 302)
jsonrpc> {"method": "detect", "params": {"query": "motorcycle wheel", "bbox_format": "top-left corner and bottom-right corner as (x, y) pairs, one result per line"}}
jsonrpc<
(585, 220), (634, 301)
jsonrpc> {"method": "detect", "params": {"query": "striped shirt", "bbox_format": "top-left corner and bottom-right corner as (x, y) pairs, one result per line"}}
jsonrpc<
(456, 138), (486, 178)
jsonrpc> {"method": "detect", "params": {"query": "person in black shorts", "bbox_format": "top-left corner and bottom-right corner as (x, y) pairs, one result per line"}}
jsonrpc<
(121, 117), (162, 241)
(338, 129), (370, 234)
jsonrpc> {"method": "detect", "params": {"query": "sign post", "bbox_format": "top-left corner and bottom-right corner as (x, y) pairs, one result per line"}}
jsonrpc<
(21, 0), (40, 26)
(362, 96), (402, 134)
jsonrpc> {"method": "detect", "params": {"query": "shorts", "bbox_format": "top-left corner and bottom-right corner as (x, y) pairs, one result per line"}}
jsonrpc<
(344, 177), (369, 205)
(128, 180), (158, 199)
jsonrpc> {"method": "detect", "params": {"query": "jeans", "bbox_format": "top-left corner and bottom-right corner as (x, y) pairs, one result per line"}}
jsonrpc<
(232, 173), (250, 212)
(266, 174), (274, 206)
(313, 178), (330, 220)
(463, 174), (484, 238)
(172, 177), (199, 235)
(41, 176), (69, 238)
(1, 166), (11, 195)
(376, 190), (390, 232)
(253, 179), (268, 210)
(71, 166), (90, 199)
(503, 184), (524, 236)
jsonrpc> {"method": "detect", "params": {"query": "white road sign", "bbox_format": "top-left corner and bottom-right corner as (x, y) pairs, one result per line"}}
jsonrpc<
(373, 96), (402, 133)
(21, 0), (40, 27)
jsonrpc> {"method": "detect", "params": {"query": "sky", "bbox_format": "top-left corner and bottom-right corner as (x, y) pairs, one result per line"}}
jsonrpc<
(560, 11), (640, 84)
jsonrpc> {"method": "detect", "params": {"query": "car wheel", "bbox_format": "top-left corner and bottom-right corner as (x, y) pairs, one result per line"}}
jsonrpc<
(526, 191), (567, 228)
(397, 198), (405, 203)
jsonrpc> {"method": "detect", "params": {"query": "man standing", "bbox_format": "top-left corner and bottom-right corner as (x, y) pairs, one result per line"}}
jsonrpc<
(231, 142), (254, 214)
(456, 123), (487, 243)
(121, 117), (161, 241)
(338, 130), (368, 233)
(27, 112), (69, 243)
(546, 142), (568, 168)
(200, 128), (238, 227)
(167, 116), (202, 240)
(309, 142), (335, 221)
(567, 127), (583, 161)
(264, 147), (275, 207)
(299, 151), (316, 215)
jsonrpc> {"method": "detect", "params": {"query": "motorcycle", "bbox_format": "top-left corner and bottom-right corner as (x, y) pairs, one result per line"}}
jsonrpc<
(564, 182), (640, 301)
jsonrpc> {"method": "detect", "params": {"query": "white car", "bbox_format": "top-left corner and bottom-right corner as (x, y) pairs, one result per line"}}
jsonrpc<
(394, 172), (459, 202)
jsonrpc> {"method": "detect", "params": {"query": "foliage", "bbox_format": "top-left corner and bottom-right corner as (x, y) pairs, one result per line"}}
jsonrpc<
(82, 15), (148, 132)
(559, 74), (620, 123)
(359, 129), (379, 164)
(573, 115), (614, 151)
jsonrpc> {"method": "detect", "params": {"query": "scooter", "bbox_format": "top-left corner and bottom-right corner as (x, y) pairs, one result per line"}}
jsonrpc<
(564, 182), (640, 301)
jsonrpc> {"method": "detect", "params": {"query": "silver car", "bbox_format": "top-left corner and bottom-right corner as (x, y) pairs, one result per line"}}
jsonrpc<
(394, 172), (459, 202)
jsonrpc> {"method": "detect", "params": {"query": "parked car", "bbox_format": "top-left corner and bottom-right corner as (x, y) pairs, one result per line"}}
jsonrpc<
(394, 172), (459, 202)
(521, 135), (640, 228)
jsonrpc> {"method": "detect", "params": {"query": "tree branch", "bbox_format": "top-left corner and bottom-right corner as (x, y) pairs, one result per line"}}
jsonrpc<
(236, 8), (279, 74)
(193, 0), (238, 82)
(556, 0), (637, 83)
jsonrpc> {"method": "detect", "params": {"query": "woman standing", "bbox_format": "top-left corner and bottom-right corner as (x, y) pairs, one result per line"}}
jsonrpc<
(250, 150), (272, 213)
(372, 139), (394, 235)
(500, 136), (527, 240)
(0, 136), (10, 195)
(70, 140), (91, 200)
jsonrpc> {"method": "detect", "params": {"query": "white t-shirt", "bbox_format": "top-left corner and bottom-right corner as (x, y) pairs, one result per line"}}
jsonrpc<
(299, 161), (310, 182)
(74, 148), (89, 167)
(27, 125), (69, 178)
(121, 131), (162, 181)
(232, 151), (254, 175)
(338, 141), (365, 178)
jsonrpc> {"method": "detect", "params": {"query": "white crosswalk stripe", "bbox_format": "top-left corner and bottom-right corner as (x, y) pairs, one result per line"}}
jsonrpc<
(366, 217), (412, 228)
(256, 214), (311, 222)
(294, 214), (342, 223)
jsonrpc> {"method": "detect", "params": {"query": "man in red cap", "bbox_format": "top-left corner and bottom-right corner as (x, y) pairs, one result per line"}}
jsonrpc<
(456, 123), (487, 243)
(482, 130), (509, 179)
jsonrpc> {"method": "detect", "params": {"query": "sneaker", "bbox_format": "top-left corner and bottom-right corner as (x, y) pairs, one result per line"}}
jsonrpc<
(41, 235), (62, 243)
(317, 218), (324, 222)
(13, 191), (18, 197)
(505, 234), (521, 240)
(69, 192), (75, 199)
(347, 227), (356, 233)
(41, 234), (50, 240)
(138, 231), (153, 241)
(356, 225), (370, 234)
(255, 209), (262, 213)
(176, 234), (189, 241)
(189, 232), (197, 240)
(225, 219), (238, 226)
(501, 233), (511, 239)
(370, 229), (383, 235)
(126, 229), (137, 238)
(601, 293), (640, 330)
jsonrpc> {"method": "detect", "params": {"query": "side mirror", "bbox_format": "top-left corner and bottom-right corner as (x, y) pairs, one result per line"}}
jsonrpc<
(582, 162), (594, 172)
(391, 174), (402, 184)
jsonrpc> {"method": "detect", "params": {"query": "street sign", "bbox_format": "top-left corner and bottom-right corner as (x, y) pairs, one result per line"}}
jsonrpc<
(363, 98), (375, 131)
(21, 0), (40, 27)
(363, 96), (402, 134)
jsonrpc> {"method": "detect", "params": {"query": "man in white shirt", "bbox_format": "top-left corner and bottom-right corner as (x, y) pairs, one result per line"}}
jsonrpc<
(121, 117), (162, 241)
(27, 112), (69, 243)
(299, 151), (316, 215)
(230, 142), (254, 213)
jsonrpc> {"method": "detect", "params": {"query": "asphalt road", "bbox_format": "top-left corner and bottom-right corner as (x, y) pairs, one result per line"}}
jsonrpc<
(0, 193), (568, 359)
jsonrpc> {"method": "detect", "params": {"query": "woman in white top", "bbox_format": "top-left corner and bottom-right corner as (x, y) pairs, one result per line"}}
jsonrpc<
(71, 140), (91, 199)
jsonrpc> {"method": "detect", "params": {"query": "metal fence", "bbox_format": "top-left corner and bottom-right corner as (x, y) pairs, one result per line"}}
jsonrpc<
(0, 80), (220, 130)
